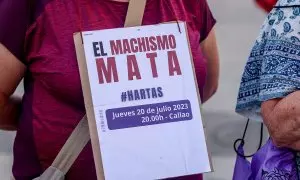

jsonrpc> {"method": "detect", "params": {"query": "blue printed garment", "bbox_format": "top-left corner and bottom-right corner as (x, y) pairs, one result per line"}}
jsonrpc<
(235, 0), (300, 179)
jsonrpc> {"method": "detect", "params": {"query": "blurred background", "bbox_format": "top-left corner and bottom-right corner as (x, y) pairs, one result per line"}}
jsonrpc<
(0, 0), (269, 179)
(203, 0), (268, 179)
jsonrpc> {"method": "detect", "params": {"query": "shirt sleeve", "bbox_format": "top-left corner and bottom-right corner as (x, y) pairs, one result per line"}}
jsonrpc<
(0, 0), (30, 61)
(197, 0), (216, 42)
(236, 4), (300, 121)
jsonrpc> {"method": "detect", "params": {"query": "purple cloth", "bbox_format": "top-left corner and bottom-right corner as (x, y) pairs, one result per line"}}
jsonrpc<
(233, 144), (252, 180)
(233, 139), (299, 180)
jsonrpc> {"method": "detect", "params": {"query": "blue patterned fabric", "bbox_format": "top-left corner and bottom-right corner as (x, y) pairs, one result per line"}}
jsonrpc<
(235, 0), (300, 179)
(236, 0), (300, 121)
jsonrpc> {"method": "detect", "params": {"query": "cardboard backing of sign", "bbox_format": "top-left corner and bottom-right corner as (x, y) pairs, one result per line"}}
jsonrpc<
(74, 33), (105, 180)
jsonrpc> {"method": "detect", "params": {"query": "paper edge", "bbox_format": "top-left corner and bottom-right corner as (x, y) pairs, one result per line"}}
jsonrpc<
(183, 22), (214, 173)
(73, 32), (105, 180)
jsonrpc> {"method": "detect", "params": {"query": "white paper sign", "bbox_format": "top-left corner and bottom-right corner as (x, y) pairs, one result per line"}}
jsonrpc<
(81, 22), (211, 180)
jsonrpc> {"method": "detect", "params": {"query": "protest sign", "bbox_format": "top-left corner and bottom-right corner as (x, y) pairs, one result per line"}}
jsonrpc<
(74, 22), (211, 180)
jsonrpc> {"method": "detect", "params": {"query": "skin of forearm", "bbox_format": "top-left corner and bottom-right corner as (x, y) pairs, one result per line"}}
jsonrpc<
(261, 91), (300, 148)
(0, 44), (26, 131)
(262, 91), (300, 120)
(202, 74), (218, 103)
(201, 30), (219, 103)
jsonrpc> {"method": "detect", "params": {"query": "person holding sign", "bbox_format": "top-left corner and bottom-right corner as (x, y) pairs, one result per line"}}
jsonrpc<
(0, 0), (219, 179)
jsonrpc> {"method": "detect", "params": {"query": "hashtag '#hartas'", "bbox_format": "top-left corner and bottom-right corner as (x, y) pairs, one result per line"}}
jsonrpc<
(121, 92), (127, 102)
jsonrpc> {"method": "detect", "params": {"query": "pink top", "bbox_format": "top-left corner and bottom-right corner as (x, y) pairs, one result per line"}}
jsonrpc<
(0, 0), (215, 179)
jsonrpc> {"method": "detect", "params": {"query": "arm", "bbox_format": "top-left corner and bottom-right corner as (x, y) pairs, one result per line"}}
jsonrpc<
(261, 91), (300, 150)
(0, 44), (26, 130)
(201, 28), (220, 103)
(0, 0), (30, 130)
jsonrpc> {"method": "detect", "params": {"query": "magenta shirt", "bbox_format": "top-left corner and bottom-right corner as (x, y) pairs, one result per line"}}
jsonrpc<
(0, 0), (215, 179)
